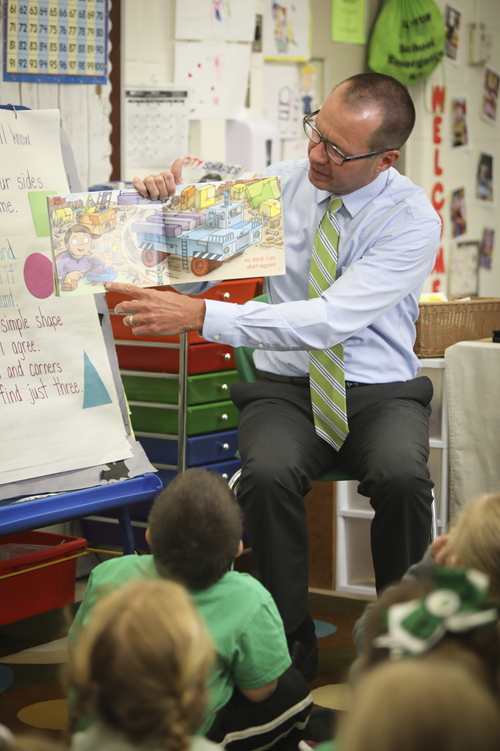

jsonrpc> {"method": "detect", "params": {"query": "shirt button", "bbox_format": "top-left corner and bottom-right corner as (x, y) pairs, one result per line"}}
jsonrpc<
(257, 344), (263, 349)
(213, 334), (220, 341)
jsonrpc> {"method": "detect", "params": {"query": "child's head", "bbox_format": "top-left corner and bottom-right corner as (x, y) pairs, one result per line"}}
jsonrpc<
(64, 224), (92, 258)
(447, 493), (500, 604)
(69, 579), (213, 751)
(356, 570), (500, 695)
(147, 470), (243, 590)
(341, 660), (500, 751)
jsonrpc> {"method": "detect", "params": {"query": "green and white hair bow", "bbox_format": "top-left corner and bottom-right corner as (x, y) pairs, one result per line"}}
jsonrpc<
(373, 567), (498, 659)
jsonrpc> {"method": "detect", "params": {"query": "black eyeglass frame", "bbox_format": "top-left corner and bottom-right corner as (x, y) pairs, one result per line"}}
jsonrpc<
(303, 110), (397, 166)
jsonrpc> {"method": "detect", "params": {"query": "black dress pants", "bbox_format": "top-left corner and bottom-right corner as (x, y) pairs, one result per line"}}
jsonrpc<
(231, 374), (434, 634)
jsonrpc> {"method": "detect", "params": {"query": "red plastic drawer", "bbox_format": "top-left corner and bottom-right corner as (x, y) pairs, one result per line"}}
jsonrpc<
(116, 341), (235, 374)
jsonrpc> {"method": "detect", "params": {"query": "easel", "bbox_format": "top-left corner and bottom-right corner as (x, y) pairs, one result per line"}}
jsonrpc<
(0, 105), (162, 554)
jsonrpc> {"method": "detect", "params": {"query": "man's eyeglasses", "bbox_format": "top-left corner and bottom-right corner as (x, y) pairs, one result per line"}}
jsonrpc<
(303, 110), (397, 167)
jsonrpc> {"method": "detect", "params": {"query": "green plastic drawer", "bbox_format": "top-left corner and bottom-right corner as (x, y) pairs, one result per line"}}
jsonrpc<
(122, 370), (240, 406)
(187, 371), (240, 405)
(122, 374), (178, 404)
(187, 401), (239, 434)
(129, 404), (178, 434)
(129, 400), (239, 436)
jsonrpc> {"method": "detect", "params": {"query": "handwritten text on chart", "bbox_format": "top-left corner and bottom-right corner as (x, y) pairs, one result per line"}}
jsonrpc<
(0, 303), (82, 406)
(0, 234), (99, 417)
(0, 170), (44, 215)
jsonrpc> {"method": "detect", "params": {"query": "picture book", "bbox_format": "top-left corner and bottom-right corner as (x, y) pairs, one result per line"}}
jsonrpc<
(48, 177), (285, 296)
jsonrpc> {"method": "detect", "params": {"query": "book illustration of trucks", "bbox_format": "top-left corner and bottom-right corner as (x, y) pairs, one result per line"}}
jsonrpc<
(123, 191), (265, 277)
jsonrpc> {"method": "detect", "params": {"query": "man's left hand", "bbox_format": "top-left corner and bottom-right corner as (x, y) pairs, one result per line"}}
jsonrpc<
(105, 282), (206, 337)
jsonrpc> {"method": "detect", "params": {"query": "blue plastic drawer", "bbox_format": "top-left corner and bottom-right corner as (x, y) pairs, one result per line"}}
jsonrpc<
(155, 458), (242, 489)
(137, 430), (239, 467)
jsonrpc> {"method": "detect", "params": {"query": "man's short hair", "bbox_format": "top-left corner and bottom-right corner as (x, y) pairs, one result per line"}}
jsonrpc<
(338, 73), (416, 151)
(148, 470), (243, 591)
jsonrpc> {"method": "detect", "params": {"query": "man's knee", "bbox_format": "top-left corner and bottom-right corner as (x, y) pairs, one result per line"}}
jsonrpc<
(240, 452), (311, 498)
(361, 461), (433, 514)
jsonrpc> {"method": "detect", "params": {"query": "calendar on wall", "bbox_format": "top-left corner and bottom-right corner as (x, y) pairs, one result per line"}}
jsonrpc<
(3, 0), (108, 84)
(123, 88), (189, 179)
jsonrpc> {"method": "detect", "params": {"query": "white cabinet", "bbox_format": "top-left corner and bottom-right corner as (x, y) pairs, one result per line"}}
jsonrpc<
(335, 359), (449, 596)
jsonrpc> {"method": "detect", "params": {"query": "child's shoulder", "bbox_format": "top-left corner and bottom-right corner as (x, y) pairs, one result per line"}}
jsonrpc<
(214, 570), (270, 596)
(91, 553), (158, 585)
(198, 571), (276, 611)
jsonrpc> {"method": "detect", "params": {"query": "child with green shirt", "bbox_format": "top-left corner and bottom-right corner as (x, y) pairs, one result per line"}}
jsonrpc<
(68, 470), (315, 751)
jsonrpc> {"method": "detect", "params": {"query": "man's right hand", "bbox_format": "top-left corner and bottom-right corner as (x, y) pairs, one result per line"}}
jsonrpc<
(132, 156), (184, 201)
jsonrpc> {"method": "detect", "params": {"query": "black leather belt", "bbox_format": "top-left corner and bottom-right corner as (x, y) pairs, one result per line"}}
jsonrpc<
(258, 371), (309, 386)
(258, 372), (368, 388)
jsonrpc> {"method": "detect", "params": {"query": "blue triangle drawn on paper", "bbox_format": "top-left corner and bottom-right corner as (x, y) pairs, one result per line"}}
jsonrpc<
(82, 351), (112, 409)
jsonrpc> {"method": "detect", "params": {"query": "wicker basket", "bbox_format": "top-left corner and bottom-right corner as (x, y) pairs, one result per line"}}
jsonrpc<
(414, 298), (500, 358)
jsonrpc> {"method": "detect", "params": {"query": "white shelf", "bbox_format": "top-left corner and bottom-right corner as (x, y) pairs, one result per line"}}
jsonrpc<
(335, 358), (449, 595)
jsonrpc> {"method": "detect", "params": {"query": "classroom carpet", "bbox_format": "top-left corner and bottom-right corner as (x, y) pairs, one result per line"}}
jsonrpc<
(0, 584), (368, 741)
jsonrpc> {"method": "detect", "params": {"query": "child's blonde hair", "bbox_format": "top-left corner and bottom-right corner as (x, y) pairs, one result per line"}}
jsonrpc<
(448, 493), (500, 604)
(69, 579), (214, 751)
(341, 660), (500, 751)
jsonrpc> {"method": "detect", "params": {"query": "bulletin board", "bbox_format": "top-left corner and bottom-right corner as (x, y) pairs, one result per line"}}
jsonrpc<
(3, 0), (108, 84)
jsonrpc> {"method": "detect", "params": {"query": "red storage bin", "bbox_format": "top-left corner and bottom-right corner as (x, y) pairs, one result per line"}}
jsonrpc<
(115, 341), (236, 374)
(0, 531), (87, 625)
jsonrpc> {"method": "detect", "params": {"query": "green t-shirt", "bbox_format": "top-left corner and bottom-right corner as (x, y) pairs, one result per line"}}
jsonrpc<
(68, 555), (291, 735)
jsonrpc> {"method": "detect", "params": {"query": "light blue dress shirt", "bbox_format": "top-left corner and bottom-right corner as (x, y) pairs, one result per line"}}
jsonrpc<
(179, 159), (441, 383)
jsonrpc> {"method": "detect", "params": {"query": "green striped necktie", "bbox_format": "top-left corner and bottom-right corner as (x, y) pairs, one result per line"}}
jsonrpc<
(308, 195), (349, 451)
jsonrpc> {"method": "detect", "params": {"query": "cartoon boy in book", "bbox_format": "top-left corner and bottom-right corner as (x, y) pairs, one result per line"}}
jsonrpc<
(57, 224), (105, 290)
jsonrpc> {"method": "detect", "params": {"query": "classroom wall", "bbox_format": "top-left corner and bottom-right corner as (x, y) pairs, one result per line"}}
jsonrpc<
(0, 1), (114, 190)
(406, 0), (500, 297)
(121, 0), (383, 169)
(0, 1), (498, 297)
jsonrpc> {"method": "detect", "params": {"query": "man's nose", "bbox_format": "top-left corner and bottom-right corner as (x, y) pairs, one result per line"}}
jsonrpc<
(309, 139), (329, 162)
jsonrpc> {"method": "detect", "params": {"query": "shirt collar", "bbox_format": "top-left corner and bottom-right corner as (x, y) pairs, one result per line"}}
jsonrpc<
(313, 169), (392, 218)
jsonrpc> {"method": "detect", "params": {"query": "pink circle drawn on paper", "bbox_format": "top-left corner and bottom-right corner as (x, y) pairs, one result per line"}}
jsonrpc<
(23, 253), (54, 299)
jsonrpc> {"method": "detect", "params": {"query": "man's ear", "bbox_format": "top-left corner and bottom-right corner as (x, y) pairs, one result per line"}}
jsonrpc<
(376, 150), (400, 174)
(145, 527), (150, 545)
(235, 539), (244, 558)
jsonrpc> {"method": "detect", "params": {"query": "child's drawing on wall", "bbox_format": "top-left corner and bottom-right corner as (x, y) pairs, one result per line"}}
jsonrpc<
(444, 5), (461, 62)
(451, 96), (468, 148)
(481, 67), (499, 125)
(299, 64), (319, 116)
(479, 227), (495, 270)
(475, 152), (494, 202)
(451, 186), (467, 238)
(263, 0), (310, 61)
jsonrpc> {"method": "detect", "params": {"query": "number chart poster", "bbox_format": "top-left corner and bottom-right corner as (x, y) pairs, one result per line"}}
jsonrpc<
(3, 0), (108, 84)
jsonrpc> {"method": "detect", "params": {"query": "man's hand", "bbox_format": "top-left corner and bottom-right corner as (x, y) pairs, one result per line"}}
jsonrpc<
(132, 157), (184, 201)
(105, 282), (206, 337)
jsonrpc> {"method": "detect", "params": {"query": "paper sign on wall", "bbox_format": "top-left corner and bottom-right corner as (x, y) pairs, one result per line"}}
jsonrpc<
(175, 0), (257, 42)
(174, 41), (251, 120)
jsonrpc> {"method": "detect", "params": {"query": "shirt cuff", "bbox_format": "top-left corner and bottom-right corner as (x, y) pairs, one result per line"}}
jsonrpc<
(202, 299), (238, 345)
